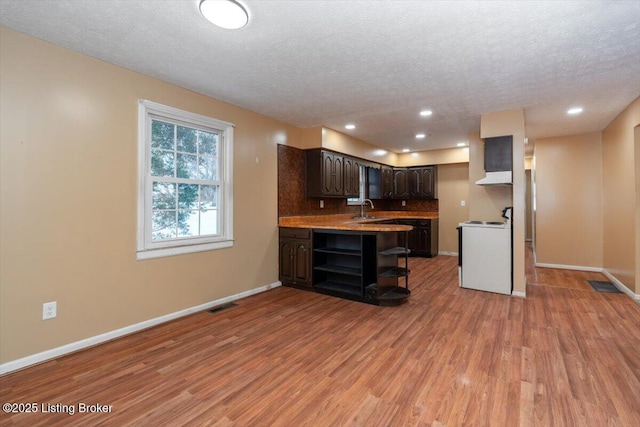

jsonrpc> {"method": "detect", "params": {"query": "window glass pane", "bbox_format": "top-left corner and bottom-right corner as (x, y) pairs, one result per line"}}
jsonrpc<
(200, 185), (218, 209)
(152, 182), (176, 210)
(178, 184), (199, 209)
(176, 153), (198, 179)
(200, 208), (218, 235)
(151, 150), (175, 177)
(177, 126), (197, 153)
(177, 210), (198, 237)
(151, 121), (174, 150)
(152, 210), (177, 240)
(198, 155), (217, 180)
(199, 131), (218, 155)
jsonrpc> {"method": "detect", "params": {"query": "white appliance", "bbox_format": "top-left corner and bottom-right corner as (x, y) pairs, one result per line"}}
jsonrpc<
(475, 170), (512, 186)
(458, 208), (512, 295)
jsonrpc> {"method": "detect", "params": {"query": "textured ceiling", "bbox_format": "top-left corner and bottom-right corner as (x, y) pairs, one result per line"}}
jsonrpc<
(1, 0), (639, 153)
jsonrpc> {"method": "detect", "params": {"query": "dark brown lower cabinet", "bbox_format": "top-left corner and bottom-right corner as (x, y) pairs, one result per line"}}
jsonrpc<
(279, 228), (312, 290)
(395, 219), (439, 257)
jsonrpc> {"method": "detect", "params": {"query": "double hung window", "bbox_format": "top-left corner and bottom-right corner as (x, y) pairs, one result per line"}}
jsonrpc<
(137, 100), (233, 260)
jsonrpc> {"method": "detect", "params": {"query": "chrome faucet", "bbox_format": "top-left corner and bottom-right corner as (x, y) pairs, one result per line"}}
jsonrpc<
(360, 199), (375, 218)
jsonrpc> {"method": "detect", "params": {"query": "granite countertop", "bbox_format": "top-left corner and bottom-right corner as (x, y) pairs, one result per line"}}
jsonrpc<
(278, 211), (438, 232)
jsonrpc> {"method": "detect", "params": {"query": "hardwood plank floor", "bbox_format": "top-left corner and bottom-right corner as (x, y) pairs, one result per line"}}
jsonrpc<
(1, 255), (639, 426)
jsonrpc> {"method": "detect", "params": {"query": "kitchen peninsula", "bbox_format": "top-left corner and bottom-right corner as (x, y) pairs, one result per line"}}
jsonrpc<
(278, 212), (438, 305)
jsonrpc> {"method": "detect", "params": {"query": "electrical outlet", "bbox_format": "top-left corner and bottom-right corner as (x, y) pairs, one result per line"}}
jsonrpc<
(43, 301), (57, 320)
(320, 200), (324, 208)
(402, 200), (406, 207)
(461, 200), (466, 207)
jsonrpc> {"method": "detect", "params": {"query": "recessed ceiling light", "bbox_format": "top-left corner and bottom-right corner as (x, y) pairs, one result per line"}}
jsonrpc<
(373, 149), (388, 156)
(200, 0), (249, 30)
(419, 110), (433, 117)
(402, 148), (410, 153)
(345, 124), (356, 130)
(416, 133), (426, 139)
(567, 107), (583, 115)
(457, 142), (467, 147)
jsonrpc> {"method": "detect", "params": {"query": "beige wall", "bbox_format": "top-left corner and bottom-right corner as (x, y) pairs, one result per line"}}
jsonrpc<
(534, 133), (603, 268)
(437, 164), (469, 254)
(397, 147), (469, 167)
(0, 28), (299, 363)
(478, 110), (526, 295)
(602, 96), (640, 293)
(321, 127), (399, 165)
(635, 126), (640, 294)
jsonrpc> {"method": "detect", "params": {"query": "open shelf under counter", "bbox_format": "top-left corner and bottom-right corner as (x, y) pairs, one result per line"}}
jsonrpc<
(314, 247), (362, 256)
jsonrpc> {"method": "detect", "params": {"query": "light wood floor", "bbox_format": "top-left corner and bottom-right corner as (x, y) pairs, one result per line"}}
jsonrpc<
(1, 255), (639, 426)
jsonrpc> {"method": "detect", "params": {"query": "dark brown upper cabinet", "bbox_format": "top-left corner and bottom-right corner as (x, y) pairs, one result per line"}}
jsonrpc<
(409, 166), (437, 199)
(306, 148), (437, 200)
(306, 149), (345, 197)
(484, 136), (513, 172)
(381, 166), (394, 199)
(343, 156), (361, 198)
(393, 168), (409, 199)
(367, 164), (394, 199)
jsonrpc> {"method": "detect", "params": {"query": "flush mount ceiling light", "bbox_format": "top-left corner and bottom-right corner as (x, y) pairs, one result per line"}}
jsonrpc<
(345, 124), (356, 130)
(415, 133), (426, 139)
(567, 107), (583, 115)
(402, 148), (410, 153)
(200, 0), (249, 29)
(457, 142), (467, 147)
(419, 110), (433, 117)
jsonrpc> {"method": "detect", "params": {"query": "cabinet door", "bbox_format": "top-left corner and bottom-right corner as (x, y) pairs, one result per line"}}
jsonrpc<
(420, 167), (435, 199)
(294, 241), (311, 283)
(393, 169), (409, 198)
(343, 157), (353, 196)
(333, 155), (344, 195)
(484, 136), (513, 172)
(343, 157), (360, 197)
(279, 240), (294, 282)
(367, 167), (382, 199)
(408, 168), (421, 197)
(381, 166), (393, 198)
(321, 152), (334, 195)
(415, 226), (431, 255)
(352, 159), (361, 197)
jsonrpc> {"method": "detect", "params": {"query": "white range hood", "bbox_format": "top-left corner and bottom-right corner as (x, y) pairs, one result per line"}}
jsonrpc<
(475, 170), (512, 186)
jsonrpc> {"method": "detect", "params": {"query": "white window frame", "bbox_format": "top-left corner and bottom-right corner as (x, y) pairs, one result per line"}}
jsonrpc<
(137, 100), (234, 260)
(347, 165), (366, 205)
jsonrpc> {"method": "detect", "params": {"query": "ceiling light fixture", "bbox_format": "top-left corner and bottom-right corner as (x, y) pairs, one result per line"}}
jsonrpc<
(416, 133), (426, 139)
(402, 148), (410, 153)
(567, 107), (583, 115)
(200, 0), (249, 30)
(345, 124), (356, 130)
(457, 142), (466, 147)
(419, 110), (433, 117)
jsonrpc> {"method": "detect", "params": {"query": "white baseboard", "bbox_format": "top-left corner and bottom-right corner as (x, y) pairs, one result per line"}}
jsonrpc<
(602, 270), (639, 302)
(535, 263), (603, 272)
(0, 281), (282, 375)
(512, 291), (527, 298)
(438, 251), (458, 257)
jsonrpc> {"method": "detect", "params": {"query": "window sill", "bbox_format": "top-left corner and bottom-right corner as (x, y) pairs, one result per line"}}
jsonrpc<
(137, 239), (233, 260)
